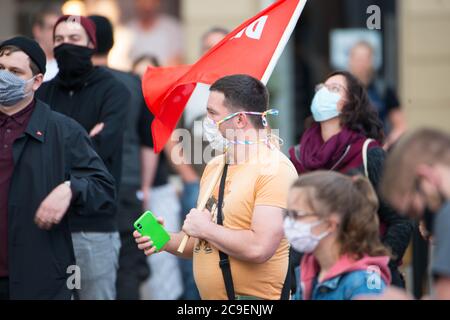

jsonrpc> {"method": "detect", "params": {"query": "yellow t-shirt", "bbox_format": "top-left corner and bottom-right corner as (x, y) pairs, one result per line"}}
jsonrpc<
(193, 146), (298, 300)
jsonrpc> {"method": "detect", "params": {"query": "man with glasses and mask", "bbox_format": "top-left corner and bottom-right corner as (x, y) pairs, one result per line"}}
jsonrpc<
(0, 37), (116, 300)
(381, 128), (450, 299)
(36, 15), (130, 300)
(134, 74), (298, 300)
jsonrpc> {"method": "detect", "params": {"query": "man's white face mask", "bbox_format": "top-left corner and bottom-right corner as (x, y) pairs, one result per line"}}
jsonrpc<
(202, 109), (280, 152)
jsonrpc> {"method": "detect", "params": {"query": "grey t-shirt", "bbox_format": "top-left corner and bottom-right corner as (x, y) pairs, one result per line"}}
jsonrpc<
(432, 201), (450, 278)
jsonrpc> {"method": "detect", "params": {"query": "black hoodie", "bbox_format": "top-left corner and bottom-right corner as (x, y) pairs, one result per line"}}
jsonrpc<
(37, 66), (130, 232)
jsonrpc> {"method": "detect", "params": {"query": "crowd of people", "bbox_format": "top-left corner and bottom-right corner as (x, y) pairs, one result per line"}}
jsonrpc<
(0, 0), (449, 301)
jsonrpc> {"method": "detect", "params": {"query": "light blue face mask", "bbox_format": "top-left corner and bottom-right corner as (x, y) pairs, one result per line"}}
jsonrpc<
(0, 70), (35, 107)
(310, 87), (342, 122)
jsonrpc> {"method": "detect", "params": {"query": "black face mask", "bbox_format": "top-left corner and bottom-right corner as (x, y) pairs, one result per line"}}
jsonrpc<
(54, 43), (94, 88)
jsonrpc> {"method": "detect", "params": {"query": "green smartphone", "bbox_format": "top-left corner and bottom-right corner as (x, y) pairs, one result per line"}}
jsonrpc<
(134, 211), (171, 252)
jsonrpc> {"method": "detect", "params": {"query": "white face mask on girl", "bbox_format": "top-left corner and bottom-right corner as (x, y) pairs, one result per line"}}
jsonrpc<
(283, 217), (330, 253)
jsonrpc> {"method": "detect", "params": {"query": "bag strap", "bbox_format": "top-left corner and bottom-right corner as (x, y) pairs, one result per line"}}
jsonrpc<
(280, 258), (292, 300)
(216, 164), (235, 300)
(215, 163), (291, 300)
(362, 139), (374, 177)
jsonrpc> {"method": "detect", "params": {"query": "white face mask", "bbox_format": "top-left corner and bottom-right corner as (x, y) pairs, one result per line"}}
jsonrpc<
(203, 116), (229, 152)
(283, 217), (330, 253)
(310, 87), (341, 122)
(203, 109), (281, 153)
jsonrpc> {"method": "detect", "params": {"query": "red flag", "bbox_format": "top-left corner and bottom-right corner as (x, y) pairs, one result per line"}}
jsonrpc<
(143, 0), (307, 153)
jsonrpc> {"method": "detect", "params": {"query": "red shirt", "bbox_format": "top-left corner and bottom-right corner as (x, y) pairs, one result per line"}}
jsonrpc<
(0, 101), (35, 277)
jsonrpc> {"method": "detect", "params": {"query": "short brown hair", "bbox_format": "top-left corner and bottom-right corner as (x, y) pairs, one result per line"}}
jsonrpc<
(292, 171), (391, 259)
(210, 74), (269, 129)
(381, 128), (450, 206)
(0, 45), (41, 76)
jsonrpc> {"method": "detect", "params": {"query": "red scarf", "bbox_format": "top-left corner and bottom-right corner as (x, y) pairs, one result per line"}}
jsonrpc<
(289, 124), (379, 174)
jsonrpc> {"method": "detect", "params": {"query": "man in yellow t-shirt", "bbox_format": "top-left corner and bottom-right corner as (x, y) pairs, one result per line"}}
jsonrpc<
(134, 74), (298, 300)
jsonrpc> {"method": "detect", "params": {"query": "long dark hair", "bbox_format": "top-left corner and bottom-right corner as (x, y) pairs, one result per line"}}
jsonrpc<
(328, 71), (384, 143)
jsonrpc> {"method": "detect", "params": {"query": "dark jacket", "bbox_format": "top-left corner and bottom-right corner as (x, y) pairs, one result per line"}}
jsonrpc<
(36, 66), (129, 232)
(106, 68), (143, 189)
(356, 147), (413, 286)
(104, 67), (169, 232)
(8, 100), (116, 299)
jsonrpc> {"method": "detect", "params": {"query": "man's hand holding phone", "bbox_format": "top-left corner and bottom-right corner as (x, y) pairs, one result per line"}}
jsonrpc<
(134, 216), (166, 256)
(134, 211), (196, 260)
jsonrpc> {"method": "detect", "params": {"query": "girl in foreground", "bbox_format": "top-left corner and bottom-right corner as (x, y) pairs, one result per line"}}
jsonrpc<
(284, 171), (392, 300)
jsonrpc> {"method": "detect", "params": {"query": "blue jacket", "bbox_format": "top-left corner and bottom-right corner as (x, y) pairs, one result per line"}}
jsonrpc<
(294, 254), (391, 300)
(293, 268), (387, 300)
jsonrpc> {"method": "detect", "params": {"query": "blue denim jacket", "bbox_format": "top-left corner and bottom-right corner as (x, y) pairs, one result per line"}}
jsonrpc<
(293, 267), (387, 300)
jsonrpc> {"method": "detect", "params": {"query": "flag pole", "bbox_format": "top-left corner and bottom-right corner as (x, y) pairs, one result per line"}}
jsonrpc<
(177, 157), (226, 253)
(261, 0), (307, 85)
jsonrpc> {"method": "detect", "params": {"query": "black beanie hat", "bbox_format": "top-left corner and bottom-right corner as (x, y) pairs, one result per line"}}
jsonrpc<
(0, 36), (46, 75)
(89, 15), (114, 56)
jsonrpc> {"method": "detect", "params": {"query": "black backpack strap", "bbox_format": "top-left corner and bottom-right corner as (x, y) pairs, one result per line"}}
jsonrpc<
(216, 164), (235, 300)
(280, 259), (292, 300)
(280, 247), (302, 300)
(215, 163), (292, 300)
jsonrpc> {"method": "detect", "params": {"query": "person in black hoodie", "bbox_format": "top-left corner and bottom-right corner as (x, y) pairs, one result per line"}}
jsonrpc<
(90, 15), (166, 300)
(36, 15), (130, 300)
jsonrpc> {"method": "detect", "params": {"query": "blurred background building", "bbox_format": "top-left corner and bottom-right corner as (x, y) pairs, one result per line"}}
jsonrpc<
(1, 0), (448, 142)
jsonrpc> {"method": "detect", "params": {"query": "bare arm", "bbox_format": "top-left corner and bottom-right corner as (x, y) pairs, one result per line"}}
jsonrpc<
(163, 231), (197, 259)
(183, 205), (285, 264)
(134, 205), (285, 263)
(141, 146), (159, 190)
(138, 99), (162, 207)
(165, 139), (200, 183)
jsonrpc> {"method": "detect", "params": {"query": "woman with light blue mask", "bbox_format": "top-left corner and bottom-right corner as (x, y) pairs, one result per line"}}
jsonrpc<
(288, 71), (413, 289)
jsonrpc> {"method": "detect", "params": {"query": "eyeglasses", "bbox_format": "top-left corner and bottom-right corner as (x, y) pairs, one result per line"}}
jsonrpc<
(217, 108), (279, 127)
(315, 83), (347, 95)
(283, 209), (317, 220)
